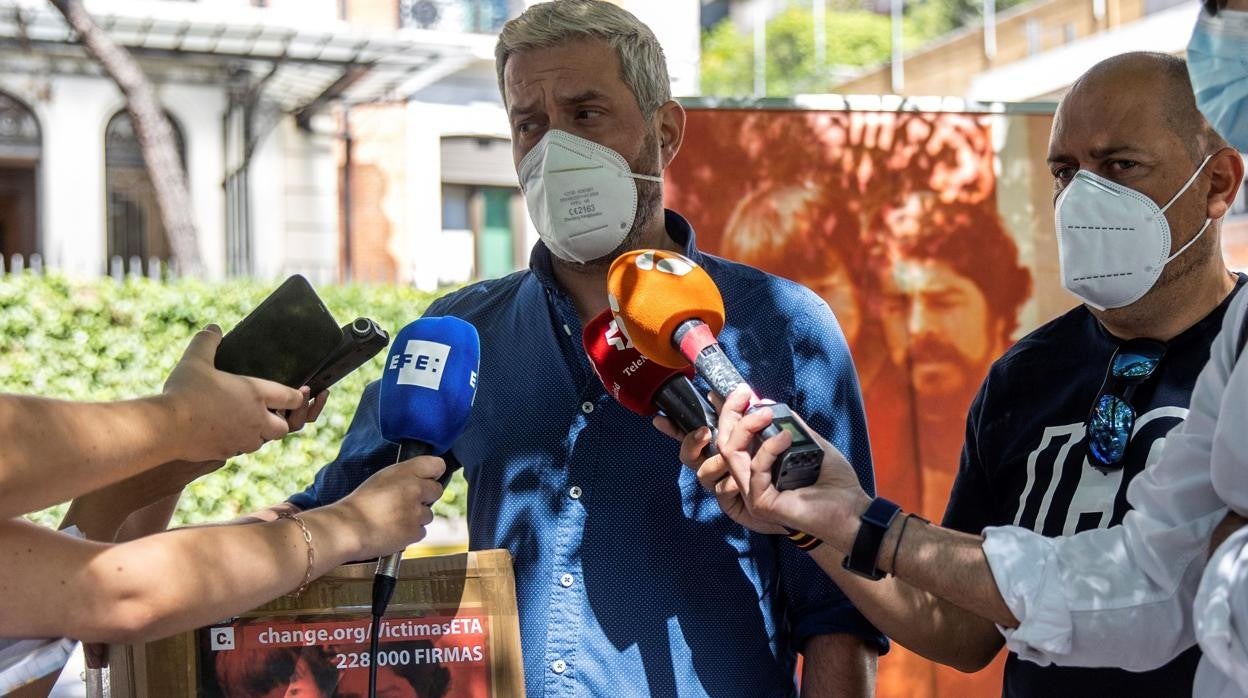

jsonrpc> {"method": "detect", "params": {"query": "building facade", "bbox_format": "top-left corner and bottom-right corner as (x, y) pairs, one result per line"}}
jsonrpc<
(0, 0), (699, 288)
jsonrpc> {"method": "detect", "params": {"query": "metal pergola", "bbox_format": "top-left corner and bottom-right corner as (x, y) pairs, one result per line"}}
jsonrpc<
(0, 0), (496, 121)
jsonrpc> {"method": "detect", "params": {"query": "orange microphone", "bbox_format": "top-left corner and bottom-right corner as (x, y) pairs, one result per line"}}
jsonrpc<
(606, 249), (749, 398)
(607, 249), (824, 493)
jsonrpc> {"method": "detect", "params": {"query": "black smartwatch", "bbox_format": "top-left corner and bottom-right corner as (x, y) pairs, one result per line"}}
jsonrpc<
(841, 497), (902, 580)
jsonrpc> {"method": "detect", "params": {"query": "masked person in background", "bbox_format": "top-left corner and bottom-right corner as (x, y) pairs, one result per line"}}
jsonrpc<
(1189, 0), (1248, 153)
(265, 2), (884, 696)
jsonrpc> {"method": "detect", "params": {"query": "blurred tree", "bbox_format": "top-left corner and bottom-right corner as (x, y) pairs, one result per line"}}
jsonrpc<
(700, 0), (1031, 98)
(921, 0), (1031, 35)
(50, 0), (202, 277)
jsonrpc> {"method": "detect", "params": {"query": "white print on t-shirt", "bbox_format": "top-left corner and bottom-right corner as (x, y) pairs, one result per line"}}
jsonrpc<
(1013, 406), (1188, 535)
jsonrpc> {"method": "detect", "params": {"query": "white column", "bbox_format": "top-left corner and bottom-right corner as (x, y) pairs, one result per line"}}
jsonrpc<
(39, 76), (114, 276)
(164, 85), (227, 280)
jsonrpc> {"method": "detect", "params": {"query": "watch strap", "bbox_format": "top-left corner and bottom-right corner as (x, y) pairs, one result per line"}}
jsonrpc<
(841, 497), (901, 580)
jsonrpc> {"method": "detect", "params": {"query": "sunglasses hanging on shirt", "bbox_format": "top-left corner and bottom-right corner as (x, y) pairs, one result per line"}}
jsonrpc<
(1085, 338), (1167, 470)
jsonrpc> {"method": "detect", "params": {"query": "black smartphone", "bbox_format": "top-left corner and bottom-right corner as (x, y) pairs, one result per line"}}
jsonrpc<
(303, 317), (390, 397)
(214, 275), (347, 389)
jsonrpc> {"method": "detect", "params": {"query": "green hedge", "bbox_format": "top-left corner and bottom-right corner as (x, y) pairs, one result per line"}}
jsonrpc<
(1, 273), (468, 528)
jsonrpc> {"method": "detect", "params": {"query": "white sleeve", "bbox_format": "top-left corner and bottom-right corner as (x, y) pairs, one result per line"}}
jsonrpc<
(1209, 297), (1248, 514)
(979, 289), (1248, 671)
(1194, 527), (1248, 696)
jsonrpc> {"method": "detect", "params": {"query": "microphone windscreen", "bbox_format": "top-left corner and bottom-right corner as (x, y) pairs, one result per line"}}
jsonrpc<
(378, 316), (480, 454)
(607, 250), (725, 368)
(582, 309), (694, 416)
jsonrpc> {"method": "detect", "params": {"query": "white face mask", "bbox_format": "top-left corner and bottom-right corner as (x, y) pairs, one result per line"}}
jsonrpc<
(1055, 155), (1213, 311)
(518, 129), (663, 265)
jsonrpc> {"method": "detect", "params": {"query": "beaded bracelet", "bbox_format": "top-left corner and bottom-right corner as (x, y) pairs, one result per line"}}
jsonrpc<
(278, 511), (315, 597)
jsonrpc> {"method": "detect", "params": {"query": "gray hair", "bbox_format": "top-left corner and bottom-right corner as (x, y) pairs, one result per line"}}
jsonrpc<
(495, 0), (671, 117)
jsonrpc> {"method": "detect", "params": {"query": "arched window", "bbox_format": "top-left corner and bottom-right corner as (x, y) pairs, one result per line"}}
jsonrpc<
(105, 110), (186, 274)
(0, 92), (41, 262)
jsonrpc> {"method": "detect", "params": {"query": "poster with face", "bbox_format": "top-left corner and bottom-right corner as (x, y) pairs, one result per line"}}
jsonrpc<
(196, 613), (490, 698)
(666, 105), (1068, 698)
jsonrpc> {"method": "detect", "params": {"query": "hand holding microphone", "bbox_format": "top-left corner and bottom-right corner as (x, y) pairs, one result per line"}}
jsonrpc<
(716, 386), (874, 555)
(335, 457), (446, 560)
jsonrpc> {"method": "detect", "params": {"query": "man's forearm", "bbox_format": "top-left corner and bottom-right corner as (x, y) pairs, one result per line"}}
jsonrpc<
(800, 633), (876, 697)
(877, 516), (1017, 627)
(809, 506), (1018, 629)
(803, 543), (1005, 672)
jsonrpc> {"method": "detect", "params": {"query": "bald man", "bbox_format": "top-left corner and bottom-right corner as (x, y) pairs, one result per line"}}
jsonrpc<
(679, 52), (1248, 697)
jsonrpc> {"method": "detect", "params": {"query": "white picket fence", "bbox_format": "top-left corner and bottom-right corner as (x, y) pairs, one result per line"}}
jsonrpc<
(0, 253), (169, 281)
(0, 254), (343, 285)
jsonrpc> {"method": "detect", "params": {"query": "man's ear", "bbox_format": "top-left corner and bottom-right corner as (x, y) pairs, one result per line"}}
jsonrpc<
(655, 100), (685, 170)
(1206, 146), (1245, 221)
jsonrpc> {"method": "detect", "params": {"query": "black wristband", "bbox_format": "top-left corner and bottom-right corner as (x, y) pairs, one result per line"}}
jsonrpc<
(841, 497), (901, 580)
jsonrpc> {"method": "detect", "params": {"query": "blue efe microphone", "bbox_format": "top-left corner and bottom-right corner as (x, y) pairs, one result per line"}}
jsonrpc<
(374, 315), (479, 581)
(378, 315), (480, 466)
(369, 316), (479, 697)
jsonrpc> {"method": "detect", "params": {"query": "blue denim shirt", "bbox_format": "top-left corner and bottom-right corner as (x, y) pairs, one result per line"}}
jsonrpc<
(290, 210), (884, 697)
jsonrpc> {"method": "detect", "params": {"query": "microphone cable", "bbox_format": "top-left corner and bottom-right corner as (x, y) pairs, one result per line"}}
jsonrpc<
(366, 564), (397, 698)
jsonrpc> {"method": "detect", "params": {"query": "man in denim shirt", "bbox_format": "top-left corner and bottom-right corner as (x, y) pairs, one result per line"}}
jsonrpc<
(279, 2), (884, 695)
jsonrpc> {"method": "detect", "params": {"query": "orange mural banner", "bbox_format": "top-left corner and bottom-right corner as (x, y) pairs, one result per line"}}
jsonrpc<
(666, 105), (1069, 698)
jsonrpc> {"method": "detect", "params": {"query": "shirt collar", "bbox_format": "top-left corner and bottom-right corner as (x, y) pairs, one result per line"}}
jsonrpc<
(529, 209), (702, 291)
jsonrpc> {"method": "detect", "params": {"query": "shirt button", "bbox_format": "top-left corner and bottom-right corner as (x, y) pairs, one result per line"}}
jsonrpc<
(568, 486), (582, 500)
(563, 324), (572, 336)
(581, 401), (594, 414)
(551, 659), (567, 674)
(559, 573), (574, 588)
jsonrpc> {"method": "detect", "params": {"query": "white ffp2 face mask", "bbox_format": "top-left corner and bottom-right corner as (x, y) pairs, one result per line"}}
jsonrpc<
(518, 130), (663, 265)
(1055, 155), (1213, 311)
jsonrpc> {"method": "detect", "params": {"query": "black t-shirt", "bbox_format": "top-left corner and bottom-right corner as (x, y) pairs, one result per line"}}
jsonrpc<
(943, 275), (1246, 698)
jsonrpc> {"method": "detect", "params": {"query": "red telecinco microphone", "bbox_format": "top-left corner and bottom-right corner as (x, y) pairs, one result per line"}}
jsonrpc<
(583, 309), (718, 450)
(607, 250), (822, 492)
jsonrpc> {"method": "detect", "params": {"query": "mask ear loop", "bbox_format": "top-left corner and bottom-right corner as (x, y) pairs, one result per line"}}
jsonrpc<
(628, 173), (664, 183)
(1161, 217), (1213, 267)
(1154, 154), (1216, 269)
(1160, 154), (1214, 212)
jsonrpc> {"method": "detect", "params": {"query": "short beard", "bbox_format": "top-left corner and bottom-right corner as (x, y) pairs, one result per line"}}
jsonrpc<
(551, 129), (664, 273)
(1158, 214), (1214, 288)
(1102, 214), (1214, 328)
